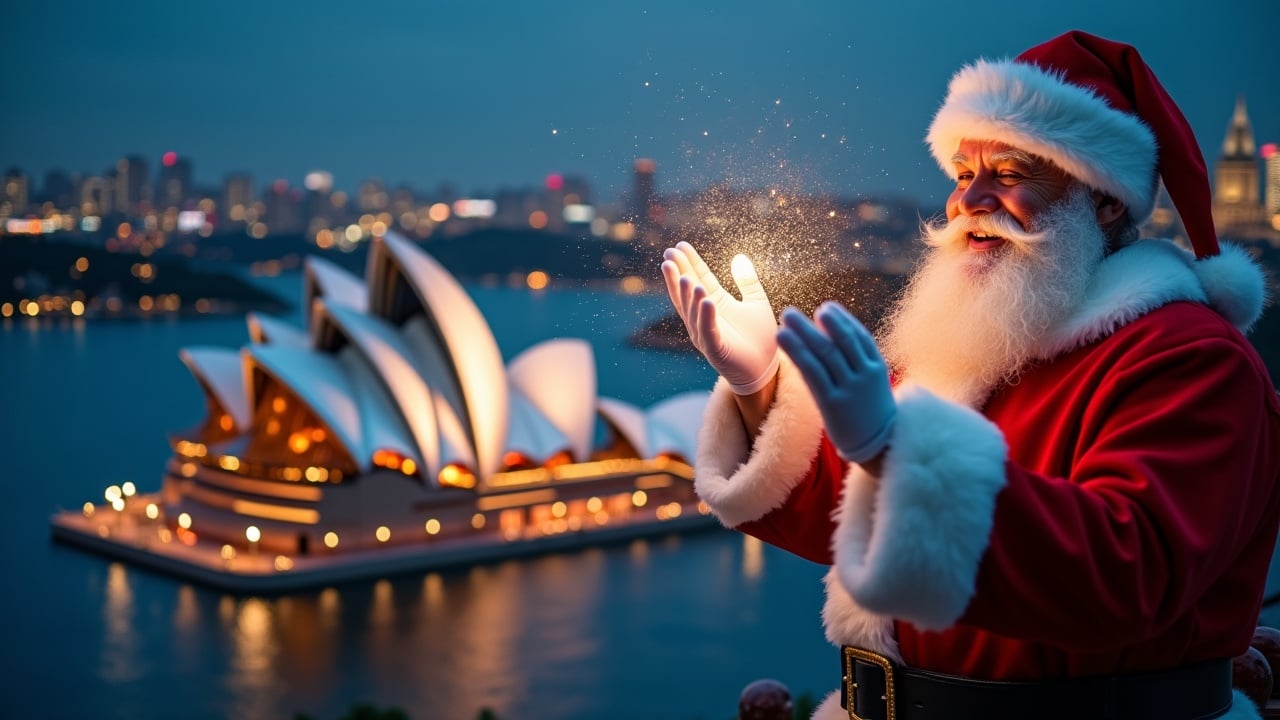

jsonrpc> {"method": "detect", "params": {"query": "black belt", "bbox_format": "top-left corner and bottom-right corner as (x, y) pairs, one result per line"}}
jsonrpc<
(839, 645), (1235, 720)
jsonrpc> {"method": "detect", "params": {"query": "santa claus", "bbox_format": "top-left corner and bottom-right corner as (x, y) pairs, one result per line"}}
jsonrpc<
(661, 31), (1280, 719)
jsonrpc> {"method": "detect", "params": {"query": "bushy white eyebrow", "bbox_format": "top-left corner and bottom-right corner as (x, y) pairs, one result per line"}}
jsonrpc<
(950, 149), (1039, 166)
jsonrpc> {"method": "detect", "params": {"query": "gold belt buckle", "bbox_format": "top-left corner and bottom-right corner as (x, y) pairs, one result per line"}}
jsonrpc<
(843, 645), (897, 720)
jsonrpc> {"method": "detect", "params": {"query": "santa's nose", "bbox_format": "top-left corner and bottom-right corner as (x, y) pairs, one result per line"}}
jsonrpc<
(955, 176), (1000, 217)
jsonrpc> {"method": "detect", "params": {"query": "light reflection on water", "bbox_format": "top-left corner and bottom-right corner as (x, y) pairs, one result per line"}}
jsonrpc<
(88, 530), (825, 720)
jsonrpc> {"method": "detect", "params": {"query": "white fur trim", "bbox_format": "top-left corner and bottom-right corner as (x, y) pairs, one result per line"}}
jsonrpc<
(1224, 691), (1265, 720)
(1036, 239), (1205, 358)
(1036, 239), (1267, 359)
(833, 383), (1007, 630)
(693, 355), (823, 527)
(1195, 242), (1270, 332)
(811, 691), (845, 720)
(821, 568), (899, 660)
(927, 58), (1157, 221)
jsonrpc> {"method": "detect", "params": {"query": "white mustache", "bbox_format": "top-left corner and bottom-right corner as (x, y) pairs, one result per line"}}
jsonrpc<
(924, 211), (1049, 250)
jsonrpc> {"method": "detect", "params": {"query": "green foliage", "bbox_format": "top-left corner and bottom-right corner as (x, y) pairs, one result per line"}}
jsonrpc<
(792, 691), (816, 720)
(336, 703), (411, 720)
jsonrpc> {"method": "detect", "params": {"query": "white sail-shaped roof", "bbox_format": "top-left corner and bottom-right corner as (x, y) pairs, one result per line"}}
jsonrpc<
(373, 232), (509, 480)
(506, 390), (572, 462)
(597, 397), (649, 457)
(318, 301), (473, 478)
(178, 346), (251, 430)
(304, 254), (368, 313)
(336, 346), (421, 471)
(507, 339), (596, 462)
(646, 391), (709, 460)
(245, 344), (367, 472)
(246, 312), (310, 348)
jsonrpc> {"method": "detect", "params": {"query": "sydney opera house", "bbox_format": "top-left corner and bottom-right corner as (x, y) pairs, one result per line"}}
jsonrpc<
(51, 232), (713, 591)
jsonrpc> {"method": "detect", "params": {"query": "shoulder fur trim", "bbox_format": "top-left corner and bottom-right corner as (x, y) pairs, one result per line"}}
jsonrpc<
(693, 355), (824, 527)
(1036, 240), (1266, 358)
(927, 58), (1157, 221)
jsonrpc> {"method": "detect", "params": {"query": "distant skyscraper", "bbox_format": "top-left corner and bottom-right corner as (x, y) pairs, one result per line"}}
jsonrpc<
(80, 176), (113, 216)
(157, 152), (193, 210)
(1263, 143), (1280, 221)
(264, 179), (303, 233)
(223, 173), (254, 224)
(1212, 95), (1268, 235)
(115, 155), (150, 215)
(2, 167), (29, 219)
(41, 169), (74, 209)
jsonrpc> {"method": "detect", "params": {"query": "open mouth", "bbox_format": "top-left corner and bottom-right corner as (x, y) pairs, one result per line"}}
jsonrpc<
(968, 232), (1007, 251)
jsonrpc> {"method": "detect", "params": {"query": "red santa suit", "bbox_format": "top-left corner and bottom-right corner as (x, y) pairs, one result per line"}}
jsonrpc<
(685, 31), (1280, 719)
(694, 237), (1280, 718)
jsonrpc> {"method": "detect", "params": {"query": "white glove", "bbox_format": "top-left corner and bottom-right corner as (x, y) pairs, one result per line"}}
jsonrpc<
(661, 241), (780, 394)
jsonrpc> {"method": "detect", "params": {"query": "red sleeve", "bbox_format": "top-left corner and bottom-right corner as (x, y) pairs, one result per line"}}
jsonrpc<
(959, 319), (1280, 651)
(736, 434), (847, 565)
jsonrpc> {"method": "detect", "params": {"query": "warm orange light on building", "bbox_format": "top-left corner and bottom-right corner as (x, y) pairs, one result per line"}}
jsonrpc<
(218, 414), (235, 432)
(401, 458), (418, 476)
(428, 202), (450, 222)
(439, 463), (477, 489)
(528, 210), (548, 229)
(424, 519), (441, 535)
(288, 431), (311, 454)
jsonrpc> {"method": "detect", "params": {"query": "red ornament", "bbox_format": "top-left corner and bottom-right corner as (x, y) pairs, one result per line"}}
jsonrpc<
(1233, 645), (1273, 710)
(1252, 626), (1280, 698)
(738, 678), (793, 720)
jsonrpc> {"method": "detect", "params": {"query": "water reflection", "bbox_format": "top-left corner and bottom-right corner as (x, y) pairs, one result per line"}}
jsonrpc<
(743, 535), (765, 581)
(100, 563), (143, 683)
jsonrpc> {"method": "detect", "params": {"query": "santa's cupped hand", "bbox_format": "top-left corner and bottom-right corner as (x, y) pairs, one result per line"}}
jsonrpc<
(660, 241), (780, 395)
(778, 302), (897, 464)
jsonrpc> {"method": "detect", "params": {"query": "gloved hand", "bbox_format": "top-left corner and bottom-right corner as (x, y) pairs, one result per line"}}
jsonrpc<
(661, 241), (780, 394)
(777, 302), (896, 463)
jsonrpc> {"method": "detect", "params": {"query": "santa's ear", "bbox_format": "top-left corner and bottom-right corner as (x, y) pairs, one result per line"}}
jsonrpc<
(1091, 191), (1127, 225)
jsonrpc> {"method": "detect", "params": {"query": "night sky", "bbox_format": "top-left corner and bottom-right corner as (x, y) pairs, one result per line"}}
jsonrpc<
(4, 0), (1277, 208)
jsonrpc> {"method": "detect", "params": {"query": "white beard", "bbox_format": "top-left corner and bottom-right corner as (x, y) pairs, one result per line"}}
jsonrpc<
(877, 185), (1107, 406)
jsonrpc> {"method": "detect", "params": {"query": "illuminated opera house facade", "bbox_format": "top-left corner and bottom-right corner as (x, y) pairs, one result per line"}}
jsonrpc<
(52, 232), (713, 591)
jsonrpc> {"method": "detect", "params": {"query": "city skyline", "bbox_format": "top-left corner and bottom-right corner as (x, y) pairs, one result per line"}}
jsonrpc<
(4, 0), (1277, 209)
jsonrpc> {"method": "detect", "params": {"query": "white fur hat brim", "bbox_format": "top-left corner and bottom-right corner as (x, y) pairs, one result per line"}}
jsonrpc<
(927, 58), (1158, 222)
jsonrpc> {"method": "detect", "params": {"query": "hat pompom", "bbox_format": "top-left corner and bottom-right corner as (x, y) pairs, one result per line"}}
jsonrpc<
(1194, 243), (1269, 332)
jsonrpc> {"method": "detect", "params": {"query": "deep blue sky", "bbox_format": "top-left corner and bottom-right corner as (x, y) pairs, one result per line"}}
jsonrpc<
(4, 0), (1277, 208)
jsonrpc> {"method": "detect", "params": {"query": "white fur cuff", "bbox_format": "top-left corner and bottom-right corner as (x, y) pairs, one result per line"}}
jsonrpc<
(833, 383), (1008, 630)
(693, 354), (824, 527)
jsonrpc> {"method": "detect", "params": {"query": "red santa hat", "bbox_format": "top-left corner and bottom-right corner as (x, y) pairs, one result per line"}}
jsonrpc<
(926, 30), (1220, 259)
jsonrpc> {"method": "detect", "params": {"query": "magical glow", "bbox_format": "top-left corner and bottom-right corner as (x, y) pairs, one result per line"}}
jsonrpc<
(730, 254), (755, 281)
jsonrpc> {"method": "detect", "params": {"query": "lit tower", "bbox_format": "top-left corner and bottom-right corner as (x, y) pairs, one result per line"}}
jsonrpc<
(1212, 95), (1267, 234)
(631, 158), (662, 244)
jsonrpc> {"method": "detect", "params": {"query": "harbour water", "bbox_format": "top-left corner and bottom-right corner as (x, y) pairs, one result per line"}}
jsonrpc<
(1, 274), (832, 720)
